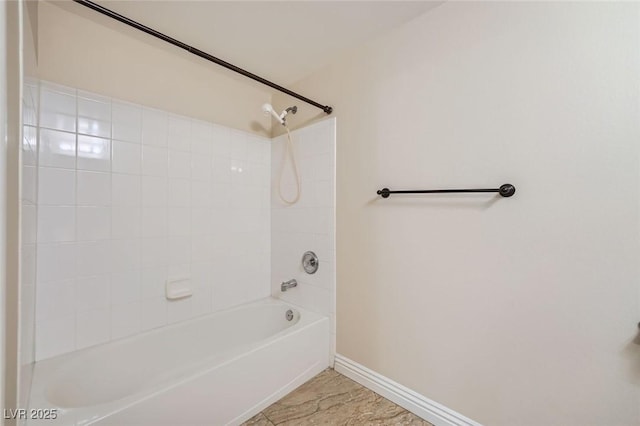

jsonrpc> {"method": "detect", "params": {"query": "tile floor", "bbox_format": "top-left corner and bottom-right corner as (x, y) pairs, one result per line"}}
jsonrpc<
(242, 369), (434, 426)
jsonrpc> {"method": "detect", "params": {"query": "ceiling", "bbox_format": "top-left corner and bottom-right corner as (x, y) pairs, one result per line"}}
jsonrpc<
(94, 1), (443, 85)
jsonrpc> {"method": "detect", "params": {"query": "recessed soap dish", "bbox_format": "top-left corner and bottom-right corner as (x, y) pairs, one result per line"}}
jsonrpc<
(166, 278), (192, 300)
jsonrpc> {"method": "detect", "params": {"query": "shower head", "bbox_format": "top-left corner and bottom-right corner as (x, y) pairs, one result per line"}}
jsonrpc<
(262, 103), (284, 125)
(262, 103), (297, 126)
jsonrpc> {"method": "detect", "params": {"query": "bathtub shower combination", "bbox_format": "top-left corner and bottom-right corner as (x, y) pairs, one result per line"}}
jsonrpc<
(23, 78), (337, 425)
(29, 300), (329, 425)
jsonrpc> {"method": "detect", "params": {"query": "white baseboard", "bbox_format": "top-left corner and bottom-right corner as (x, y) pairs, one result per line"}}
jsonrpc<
(334, 354), (482, 426)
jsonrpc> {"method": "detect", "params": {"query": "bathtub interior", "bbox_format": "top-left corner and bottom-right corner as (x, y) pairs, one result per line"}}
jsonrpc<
(28, 298), (328, 425)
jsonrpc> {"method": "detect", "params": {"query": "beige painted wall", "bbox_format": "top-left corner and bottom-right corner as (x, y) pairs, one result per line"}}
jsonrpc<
(24, 0), (37, 79)
(37, 1), (273, 137)
(274, 2), (640, 425)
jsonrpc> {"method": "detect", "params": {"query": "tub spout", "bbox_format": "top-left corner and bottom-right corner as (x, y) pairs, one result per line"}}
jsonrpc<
(281, 279), (297, 292)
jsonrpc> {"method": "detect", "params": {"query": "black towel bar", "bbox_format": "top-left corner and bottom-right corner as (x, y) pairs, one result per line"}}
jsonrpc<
(376, 184), (516, 198)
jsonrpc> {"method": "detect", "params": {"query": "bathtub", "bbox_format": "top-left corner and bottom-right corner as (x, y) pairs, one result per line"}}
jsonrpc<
(27, 298), (330, 425)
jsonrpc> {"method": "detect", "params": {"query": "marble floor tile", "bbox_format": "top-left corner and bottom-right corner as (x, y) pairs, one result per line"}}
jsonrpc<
(244, 412), (275, 426)
(242, 369), (433, 426)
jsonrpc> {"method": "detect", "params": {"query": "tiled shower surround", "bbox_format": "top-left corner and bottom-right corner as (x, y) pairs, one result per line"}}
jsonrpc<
(33, 82), (273, 360)
(271, 119), (336, 360)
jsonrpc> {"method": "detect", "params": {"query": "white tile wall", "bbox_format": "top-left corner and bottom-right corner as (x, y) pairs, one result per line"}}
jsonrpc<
(77, 91), (111, 139)
(34, 82), (271, 361)
(112, 102), (142, 144)
(77, 135), (111, 172)
(271, 118), (336, 361)
(39, 128), (76, 169)
(39, 83), (76, 133)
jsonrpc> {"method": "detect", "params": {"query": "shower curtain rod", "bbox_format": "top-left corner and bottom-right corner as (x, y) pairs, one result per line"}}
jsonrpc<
(72, 0), (333, 115)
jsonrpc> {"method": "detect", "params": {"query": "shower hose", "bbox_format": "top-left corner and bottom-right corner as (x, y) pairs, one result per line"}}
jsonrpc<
(278, 125), (301, 205)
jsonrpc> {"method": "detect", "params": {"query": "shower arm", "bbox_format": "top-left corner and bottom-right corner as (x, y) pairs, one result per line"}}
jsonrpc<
(72, 0), (333, 115)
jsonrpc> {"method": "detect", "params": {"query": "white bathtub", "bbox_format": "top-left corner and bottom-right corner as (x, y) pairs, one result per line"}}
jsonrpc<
(28, 298), (330, 425)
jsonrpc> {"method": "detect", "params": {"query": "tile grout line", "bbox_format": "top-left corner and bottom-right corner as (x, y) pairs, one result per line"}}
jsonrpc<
(260, 411), (277, 426)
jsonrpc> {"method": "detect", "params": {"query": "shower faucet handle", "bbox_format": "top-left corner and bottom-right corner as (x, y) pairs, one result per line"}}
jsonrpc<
(302, 251), (319, 274)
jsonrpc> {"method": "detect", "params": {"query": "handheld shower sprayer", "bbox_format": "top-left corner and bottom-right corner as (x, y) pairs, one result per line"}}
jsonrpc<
(262, 103), (297, 126)
(261, 103), (302, 205)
